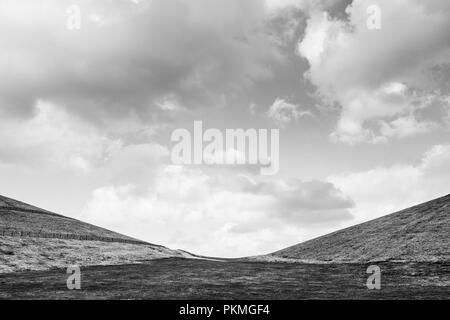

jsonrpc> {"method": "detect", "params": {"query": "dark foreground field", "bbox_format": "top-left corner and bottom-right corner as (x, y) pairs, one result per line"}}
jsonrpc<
(0, 258), (448, 299)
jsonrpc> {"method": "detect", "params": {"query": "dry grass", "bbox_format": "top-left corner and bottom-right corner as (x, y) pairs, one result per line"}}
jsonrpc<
(0, 209), (140, 242)
(0, 236), (184, 274)
(261, 194), (450, 263)
(0, 195), (187, 273)
(0, 259), (448, 299)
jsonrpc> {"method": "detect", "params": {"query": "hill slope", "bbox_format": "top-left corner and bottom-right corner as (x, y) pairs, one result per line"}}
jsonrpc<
(0, 195), (183, 273)
(262, 194), (450, 263)
(0, 195), (147, 244)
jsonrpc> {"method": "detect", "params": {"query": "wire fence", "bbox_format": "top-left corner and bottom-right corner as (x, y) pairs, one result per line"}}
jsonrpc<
(0, 229), (153, 246)
(0, 206), (167, 248)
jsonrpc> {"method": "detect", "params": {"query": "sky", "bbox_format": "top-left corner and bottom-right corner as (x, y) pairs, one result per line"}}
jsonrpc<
(0, 0), (449, 257)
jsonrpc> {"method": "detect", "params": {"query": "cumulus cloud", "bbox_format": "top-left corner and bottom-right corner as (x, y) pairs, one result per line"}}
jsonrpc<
(266, 98), (313, 127)
(82, 166), (353, 257)
(329, 144), (450, 223)
(237, 177), (353, 221)
(0, 101), (122, 173)
(0, 0), (285, 122)
(378, 114), (437, 140)
(0, 100), (168, 178)
(297, 0), (450, 144)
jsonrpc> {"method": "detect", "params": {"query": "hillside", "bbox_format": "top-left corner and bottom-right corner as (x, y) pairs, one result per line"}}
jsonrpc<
(0, 195), (146, 244)
(260, 194), (450, 263)
(0, 195), (183, 273)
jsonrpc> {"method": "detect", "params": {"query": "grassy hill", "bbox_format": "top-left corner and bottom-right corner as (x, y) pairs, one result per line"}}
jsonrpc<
(0, 194), (448, 299)
(0, 195), (146, 244)
(259, 194), (450, 263)
(2, 192), (449, 274)
(0, 195), (183, 273)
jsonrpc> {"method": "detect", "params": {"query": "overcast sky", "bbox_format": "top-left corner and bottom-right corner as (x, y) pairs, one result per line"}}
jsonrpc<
(0, 0), (449, 257)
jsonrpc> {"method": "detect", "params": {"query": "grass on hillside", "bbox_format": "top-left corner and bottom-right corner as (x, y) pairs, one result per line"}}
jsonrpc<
(268, 194), (450, 263)
(0, 236), (181, 274)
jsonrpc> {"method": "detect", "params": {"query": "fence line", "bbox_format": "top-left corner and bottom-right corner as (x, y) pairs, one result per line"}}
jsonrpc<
(0, 228), (154, 246)
(0, 206), (167, 248)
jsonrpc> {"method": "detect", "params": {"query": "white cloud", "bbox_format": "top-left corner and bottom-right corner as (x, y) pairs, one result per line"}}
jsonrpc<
(298, 0), (450, 144)
(0, 0), (285, 119)
(266, 98), (313, 127)
(0, 100), (169, 181)
(0, 101), (122, 173)
(82, 166), (353, 257)
(155, 95), (185, 112)
(378, 115), (436, 140)
(329, 144), (450, 223)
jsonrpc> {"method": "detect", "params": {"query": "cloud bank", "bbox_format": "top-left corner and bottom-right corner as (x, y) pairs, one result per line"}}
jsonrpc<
(330, 144), (450, 222)
(82, 166), (353, 257)
(297, 0), (450, 144)
(0, 0), (285, 122)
